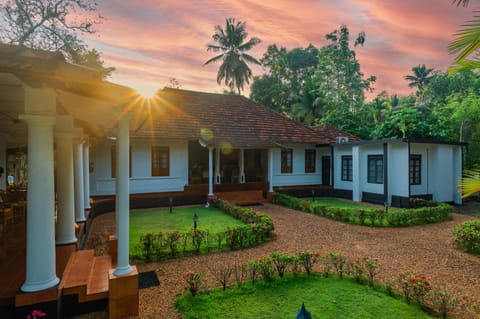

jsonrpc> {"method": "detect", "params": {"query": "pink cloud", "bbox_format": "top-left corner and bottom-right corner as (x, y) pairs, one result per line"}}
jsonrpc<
(82, 0), (475, 98)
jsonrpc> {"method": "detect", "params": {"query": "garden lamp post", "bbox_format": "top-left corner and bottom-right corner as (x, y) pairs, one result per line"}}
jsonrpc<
(311, 189), (315, 201)
(169, 197), (173, 213)
(384, 201), (390, 215)
(193, 212), (198, 230)
(296, 302), (312, 319)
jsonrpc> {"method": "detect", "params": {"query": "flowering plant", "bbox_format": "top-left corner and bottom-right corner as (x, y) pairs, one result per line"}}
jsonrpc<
(27, 310), (46, 319)
(183, 271), (202, 296)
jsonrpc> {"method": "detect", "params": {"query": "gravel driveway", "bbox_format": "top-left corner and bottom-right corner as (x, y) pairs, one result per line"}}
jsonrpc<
(80, 203), (480, 319)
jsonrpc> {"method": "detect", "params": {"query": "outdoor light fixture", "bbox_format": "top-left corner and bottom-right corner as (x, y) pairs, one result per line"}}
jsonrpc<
(296, 302), (312, 319)
(198, 138), (207, 148)
(384, 201), (390, 214)
(193, 212), (199, 230)
(169, 197), (173, 213)
(311, 189), (315, 201)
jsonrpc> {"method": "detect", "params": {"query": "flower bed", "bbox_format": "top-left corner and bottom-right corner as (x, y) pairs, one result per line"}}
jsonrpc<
(273, 193), (452, 227)
(132, 199), (274, 261)
(176, 251), (464, 319)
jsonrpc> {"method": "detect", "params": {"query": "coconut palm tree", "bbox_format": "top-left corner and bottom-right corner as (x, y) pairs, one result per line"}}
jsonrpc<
(204, 18), (261, 94)
(404, 64), (435, 91)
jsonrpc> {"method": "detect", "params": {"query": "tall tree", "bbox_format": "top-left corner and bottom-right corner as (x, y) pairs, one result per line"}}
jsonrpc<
(314, 25), (376, 134)
(404, 64), (435, 95)
(204, 18), (261, 94)
(0, 0), (113, 78)
(0, 0), (102, 59)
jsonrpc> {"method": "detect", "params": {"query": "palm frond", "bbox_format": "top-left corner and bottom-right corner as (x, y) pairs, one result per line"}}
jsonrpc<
(240, 53), (261, 65)
(448, 59), (480, 73)
(449, 12), (480, 62)
(452, 0), (469, 7)
(238, 37), (261, 51)
(204, 53), (224, 66)
(458, 169), (480, 198)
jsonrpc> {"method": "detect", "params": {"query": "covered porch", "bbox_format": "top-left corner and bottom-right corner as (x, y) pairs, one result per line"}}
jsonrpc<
(0, 44), (141, 318)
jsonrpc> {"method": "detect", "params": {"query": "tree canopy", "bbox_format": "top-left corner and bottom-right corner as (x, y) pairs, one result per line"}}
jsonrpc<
(204, 18), (261, 94)
(0, 0), (114, 78)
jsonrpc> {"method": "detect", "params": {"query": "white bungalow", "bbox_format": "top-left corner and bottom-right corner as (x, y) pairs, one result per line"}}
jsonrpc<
(0, 44), (463, 319)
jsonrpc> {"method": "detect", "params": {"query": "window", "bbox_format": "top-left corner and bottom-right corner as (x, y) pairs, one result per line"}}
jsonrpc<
(367, 155), (383, 184)
(341, 155), (353, 181)
(111, 146), (132, 178)
(152, 146), (169, 176)
(281, 149), (293, 173)
(305, 149), (316, 173)
(409, 154), (421, 185)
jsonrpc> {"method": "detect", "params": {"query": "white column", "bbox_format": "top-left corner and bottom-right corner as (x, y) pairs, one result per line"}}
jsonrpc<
(268, 148), (274, 193)
(20, 114), (59, 292)
(83, 139), (91, 210)
(73, 131), (85, 222)
(239, 148), (245, 184)
(55, 116), (77, 245)
(352, 146), (361, 202)
(215, 148), (221, 184)
(114, 116), (133, 276)
(208, 147), (214, 196)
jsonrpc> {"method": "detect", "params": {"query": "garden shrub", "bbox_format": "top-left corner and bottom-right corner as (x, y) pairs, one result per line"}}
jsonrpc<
(270, 252), (292, 278)
(453, 219), (480, 254)
(177, 252), (466, 319)
(134, 199), (274, 261)
(274, 193), (452, 227)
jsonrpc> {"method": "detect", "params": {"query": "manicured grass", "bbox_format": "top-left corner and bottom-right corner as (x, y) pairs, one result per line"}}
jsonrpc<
(310, 197), (376, 209)
(175, 275), (433, 319)
(129, 206), (245, 252)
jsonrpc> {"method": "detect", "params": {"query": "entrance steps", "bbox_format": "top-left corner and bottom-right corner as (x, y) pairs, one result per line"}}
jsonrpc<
(216, 190), (266, 205)
(60, 250), (110, 303)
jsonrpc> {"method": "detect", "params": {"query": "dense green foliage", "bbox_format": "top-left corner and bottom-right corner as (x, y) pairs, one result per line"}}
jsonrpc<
(453, 219), (480, 254)
(250, 24), (480, 169)
(273, 193), (452, 227)
(0, 0), (114, 77)
(175, 275), (434, 319)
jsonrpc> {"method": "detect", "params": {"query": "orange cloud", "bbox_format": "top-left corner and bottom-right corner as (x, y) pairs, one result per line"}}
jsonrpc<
(82, 0), (474, 98)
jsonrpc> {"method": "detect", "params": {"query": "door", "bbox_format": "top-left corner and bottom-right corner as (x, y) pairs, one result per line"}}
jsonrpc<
(322, 156), (330, 185)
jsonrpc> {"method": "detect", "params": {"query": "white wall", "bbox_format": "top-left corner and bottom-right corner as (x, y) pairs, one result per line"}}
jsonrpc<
(271, 144), (324, 187)
(90, 138), (188, 196)
(409, 144), (430, 196)
(333, 145), (353, 191)
(359, 145), (384, 195)
(427, 144), (463, 203)
(388, 143), (409, 199)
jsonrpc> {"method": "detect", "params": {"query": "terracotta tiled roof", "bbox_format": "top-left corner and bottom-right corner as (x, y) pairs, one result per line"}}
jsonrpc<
(130, 88), (331, 147)
(311, 124), (361, 143)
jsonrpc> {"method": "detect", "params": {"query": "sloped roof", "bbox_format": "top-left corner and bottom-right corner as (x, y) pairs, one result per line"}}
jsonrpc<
(311, 124), (361, 144)
(130, 88), (330, 147)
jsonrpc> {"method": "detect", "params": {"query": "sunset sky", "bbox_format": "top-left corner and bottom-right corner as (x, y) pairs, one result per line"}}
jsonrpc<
(82, 0), (474, 99)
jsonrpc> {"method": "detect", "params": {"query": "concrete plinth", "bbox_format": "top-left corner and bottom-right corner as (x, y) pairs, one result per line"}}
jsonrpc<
(108, 266), (138, 319)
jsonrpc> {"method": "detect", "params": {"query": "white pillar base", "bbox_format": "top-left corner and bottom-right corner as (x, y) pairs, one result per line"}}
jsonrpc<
(114, 265), (133, 277)
(21, 276), (59, 293)
(56, 237), (78, 245)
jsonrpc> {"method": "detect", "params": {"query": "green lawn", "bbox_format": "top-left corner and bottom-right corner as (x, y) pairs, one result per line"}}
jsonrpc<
(129, 206), (245, 252)
(175, 275), (433, 319)
(311, 197), (376, 209)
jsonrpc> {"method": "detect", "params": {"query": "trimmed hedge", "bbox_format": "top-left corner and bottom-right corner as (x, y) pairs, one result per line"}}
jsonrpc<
(273, 193), (452, 227)
(133, 199), (274, 261)
(453, 220), (480, 254)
